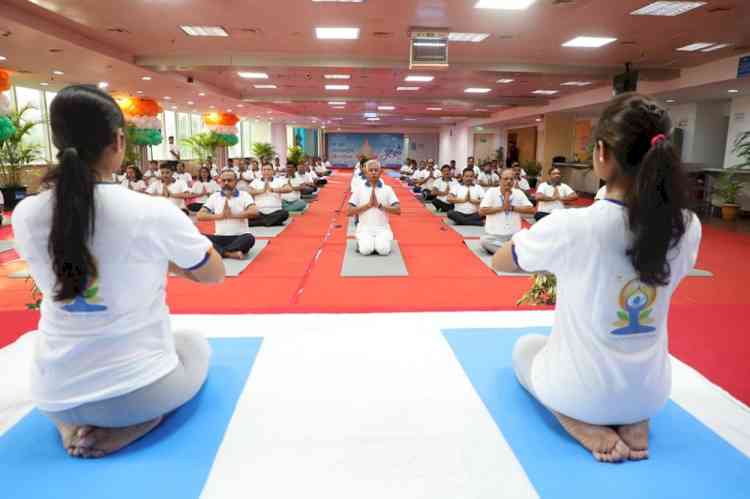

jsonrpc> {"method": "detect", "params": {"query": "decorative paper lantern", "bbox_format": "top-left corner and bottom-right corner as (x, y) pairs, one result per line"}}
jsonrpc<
(116, 95), (163, 146)
(203, 111), (239, 146)
(0, 72), (16, 142)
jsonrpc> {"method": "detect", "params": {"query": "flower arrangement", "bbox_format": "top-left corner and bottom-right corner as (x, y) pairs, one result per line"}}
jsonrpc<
(203, 111), (239, 146)
(115, 96), (163, 146)
(517, 273), (557, 306)
(0, 69), (16, 142)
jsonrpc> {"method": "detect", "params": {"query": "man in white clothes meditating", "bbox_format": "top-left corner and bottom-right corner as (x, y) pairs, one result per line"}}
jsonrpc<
(248, 163), (291, 226)
(146, 164), (192, 214)
(479, 168), (535, 254)
(197, 170), (257, 259)
(347, 160), (401, 256)
(447, 168), (485, 226)
(534, 167), (578, 221)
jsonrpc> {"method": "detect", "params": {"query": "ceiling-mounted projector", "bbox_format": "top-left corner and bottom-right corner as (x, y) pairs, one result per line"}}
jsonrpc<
(409, 28), (449, 69)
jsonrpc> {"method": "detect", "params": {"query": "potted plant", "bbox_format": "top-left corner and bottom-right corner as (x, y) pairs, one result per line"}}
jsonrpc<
(521, 160), (543, 189)
(252, 142), (276, 165)
(287, 145), (304, 166)
(715, 168), (743, 222)
(181, 132), (220, 164)
(0, 104), (43, 210)
(518, 273), (557, 306)
(733, 131), (750, 169)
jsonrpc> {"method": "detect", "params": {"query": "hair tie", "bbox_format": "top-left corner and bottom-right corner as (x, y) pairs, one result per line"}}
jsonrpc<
(651, 134), (667, 147)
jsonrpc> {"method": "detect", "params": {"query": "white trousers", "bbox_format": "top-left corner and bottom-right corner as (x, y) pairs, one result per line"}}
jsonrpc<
(356, 229), (394, 256)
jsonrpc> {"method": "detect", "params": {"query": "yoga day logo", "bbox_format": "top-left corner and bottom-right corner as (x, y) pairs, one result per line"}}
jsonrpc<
(61, 279), (108, 313)
(610, 279), (657, 336)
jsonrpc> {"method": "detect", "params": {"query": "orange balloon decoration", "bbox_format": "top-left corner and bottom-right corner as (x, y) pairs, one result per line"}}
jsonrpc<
(116, 96), (163, 118)
(0, 69), (12, 92)
(203, 111), (239, 127)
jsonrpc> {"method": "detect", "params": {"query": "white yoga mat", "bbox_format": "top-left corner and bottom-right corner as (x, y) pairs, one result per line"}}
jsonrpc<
(464, 240), (532, 277)
(249, 219), (292, 238)
(442, 219), (485, 238)
(341, 240), (408, 277)
(223, 240), (269, 277)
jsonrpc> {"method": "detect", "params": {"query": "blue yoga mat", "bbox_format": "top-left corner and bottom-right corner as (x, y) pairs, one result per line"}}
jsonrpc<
(386, 170), (402, 178)
(444, 328), (749, 499)
(0, 337), (262, 499)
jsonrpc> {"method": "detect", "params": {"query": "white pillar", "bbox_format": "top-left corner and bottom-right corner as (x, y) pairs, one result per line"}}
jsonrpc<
(271, 123), (288, 166)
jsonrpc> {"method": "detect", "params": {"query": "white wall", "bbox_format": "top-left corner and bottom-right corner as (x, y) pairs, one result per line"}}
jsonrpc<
(439, 127), (453, 166)
(692, 101), (730, 169)
(271, 123), (287, 165)
(666, 103), (697, 164)
(724, 96), (750, 169)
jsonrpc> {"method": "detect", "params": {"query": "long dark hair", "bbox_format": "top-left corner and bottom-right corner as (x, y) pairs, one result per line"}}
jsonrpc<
(593, 93), (688, 287)
(43, 85), (124, 301)
(198, 166), (211, 182)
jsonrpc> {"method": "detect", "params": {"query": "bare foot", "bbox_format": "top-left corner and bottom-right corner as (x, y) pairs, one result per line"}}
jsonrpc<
(54, 421), (86, 456)
(554, 412), (631, 463)
(223, 251), (245, 260)
(71, 416), (163, 459)
(616, 420), (650, 461)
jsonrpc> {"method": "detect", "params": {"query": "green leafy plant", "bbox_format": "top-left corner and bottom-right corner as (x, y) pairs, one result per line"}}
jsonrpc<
(123, 124), (142, 166)
(732, 131), (750, 169)
(26, 276), (42, 310)
(182, 132), (221, 163)
(715, 168), (743, 205)
(252, 142), (276, 164)
(0, 104), (43, 187)
(287, 145), (304, 166)
(521, 160), (542, 178)
(517, 273), (557, 306)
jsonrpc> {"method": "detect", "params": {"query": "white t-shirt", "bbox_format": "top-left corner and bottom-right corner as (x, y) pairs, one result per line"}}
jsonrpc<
(281, 175), (304, 202)
(237, 170), (254, 191)
(112, 172), (127, 183)
(315, 165), (327, 175)
(421, 170), (438, 190)
(203, 191), (254, 236)
(450, 184), (485, 215)
(400, 165), (413, 174)
(249, 178), (286, 214)
(431, 177), (456, 203)
(595, 185), (608, 201)
(146, 179), (190, 210)
(174, 172), (193, 186)
(516, 178), (531, 192)
(348, 181), (400, 233)
(0, 188), (4, 206)
(169, 144), (180, 159)
(12, 185), (212, 411)
(351, 172), (368, 191)
(480, 188), (533, 237)
(478, 172), (500, 188)
(512, 202), (702, 425)
(536, 182), (576, 213)
(120, 179), (146, 193)
(210, 167), (220, 178)
(191, 180), (220, 203)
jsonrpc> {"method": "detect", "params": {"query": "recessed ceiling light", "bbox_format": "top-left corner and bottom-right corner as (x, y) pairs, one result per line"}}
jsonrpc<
(187, 101), (194, 105)
(312, 0), (365, 3)
(631, 1), (706, 16)
(52, 70), (64, 75)
(676, 42), (715, 52)
(171, 105), (178, 109)
(180, 26), (229, 37)
(448, 32), (490, 43)
(266, 111), (273, 114)
(254, 84), (277, 89)
(426, 107), (443, 111)
(198, 92), (206, 96)
(210, 105), (216, 109)
(701, 43), (732, 52)
(315, 27), (360, 40)
(475, 0), (536, 10)
(237, 104), (244, 107)
(238, 72), (269, 79)
(378, 106), (395, 110)
(164, 96), (171, 100)
(273, 100), (292, 104)
(142, 76), (152, 81)
(97, 81), (109, 89)
(728, 89), (740, 93)
(325, 84), (350, 90)
(324, 74), (351, 79)
(496, 78), (515, 84)
(137, 90), (144, 94)
(665, 99), (676, 103)
(561, 81), (592, 86)
(404, 118), (417, 121)
(476, 108), (489, 112)
(533, 90), (559, 95)
(563, 36), (617, 48)
(363, 112), (378, 118)
(397, 86), (420, 91)
(40, 82), (49, 86)
(535, 117), (542, 122)
(328, 101), (346, 105)
(0, 56), (6, 61)
(465, 88), (492, 93)
(412, 42), (446, 47)
(332, 106), (345, 109)
(405, 75), (434, 82)
(367, 117), (380, 121)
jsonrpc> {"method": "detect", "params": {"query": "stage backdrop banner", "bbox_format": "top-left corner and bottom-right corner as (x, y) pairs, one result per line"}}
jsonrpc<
(326, 133), (404, 168)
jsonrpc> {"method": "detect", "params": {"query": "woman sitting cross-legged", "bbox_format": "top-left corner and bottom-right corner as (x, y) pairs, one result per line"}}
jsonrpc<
(11, 85), (225, 459)
(492, 93), (702, 463)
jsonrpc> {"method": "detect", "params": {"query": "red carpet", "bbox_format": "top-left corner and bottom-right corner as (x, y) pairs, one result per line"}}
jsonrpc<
(1, 174), (749, 405)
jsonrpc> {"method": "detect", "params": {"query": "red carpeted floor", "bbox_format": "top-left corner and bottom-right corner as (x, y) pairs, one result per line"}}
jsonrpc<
(1, 176), (748, 405)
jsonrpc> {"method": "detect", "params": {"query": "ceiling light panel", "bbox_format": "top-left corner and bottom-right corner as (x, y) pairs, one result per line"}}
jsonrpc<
(701, 43), (732, 52)
(448, 32), (490, 42)
(315, 27), (360, 40)
(238, 72), (269, 79)
(676, 42), (715, 51)
(405, 75), (434, 82)
(496, 79), (515, 83)
(325, 84), (350, 90)
(475, 0), (536, 9)
(324, 74), (351, 79)
(562, 36), (617, 48)
(254, 84), (277, 89)
(465, 88), (492, 93)
(533, 90), (559, 95)
(180, 26), (229, 37)
(630, 1), (706, 16)
(397, 87), (420, 91)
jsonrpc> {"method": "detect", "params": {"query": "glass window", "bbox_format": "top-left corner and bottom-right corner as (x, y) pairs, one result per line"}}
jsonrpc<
(176, 112), (192, 159)
(252, 120), (271, 145)
(191, 113), (203, 136)
(14, 87), (47, 163)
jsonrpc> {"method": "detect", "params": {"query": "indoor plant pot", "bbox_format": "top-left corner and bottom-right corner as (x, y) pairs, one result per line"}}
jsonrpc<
(0, 104), (43, 210)
(715, 169), (743, 222)
(721, 204), (739, 222)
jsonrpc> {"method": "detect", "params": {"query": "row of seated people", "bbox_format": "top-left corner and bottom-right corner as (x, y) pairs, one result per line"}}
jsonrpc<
(414, 165), (579, 255)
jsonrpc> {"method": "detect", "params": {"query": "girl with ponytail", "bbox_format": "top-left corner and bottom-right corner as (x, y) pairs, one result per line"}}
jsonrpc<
(492, 93), (702, 463)
(12, 85), (224, 459)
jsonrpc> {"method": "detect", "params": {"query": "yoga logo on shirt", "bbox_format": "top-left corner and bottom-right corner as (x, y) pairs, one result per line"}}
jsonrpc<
(611, 279), (657, 336)
(61, 280), (108, 313)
